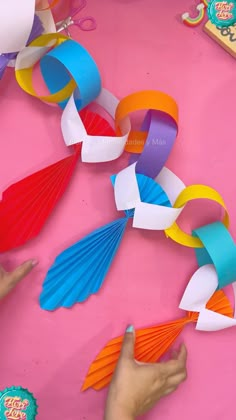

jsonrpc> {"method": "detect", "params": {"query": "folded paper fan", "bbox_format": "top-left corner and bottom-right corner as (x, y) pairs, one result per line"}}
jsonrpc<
(0, 110), (115, 252)
(79, 109), (116, 138)
(82, 290), (233, 391)
(0, 150), (80, 252)
(40, 217), (130, 310)
(39, 175), (171, 311)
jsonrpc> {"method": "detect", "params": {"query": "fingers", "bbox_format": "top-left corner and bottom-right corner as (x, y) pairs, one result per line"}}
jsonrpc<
(160, 344), (187, 377)
(120, 325), (135, 360)
(163, 387), (177, 396)
(176, 344), (187, 364)
(6, 259), (38, 290)
(166, 371), (187, 388)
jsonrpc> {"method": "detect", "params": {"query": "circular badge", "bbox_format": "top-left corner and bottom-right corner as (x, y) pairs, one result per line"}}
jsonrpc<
(0, 387), (38, 419)
(208, 0), (236, 27)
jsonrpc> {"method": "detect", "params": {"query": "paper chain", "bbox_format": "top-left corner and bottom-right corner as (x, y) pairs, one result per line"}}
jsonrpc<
(1, 0), (236, 395)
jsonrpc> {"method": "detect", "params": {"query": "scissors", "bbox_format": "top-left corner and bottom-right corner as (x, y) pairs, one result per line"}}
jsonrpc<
(56, 0), (97, 36)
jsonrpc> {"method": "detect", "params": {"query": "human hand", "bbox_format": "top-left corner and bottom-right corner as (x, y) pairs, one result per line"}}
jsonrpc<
(0, 260), (38, 300)
(105, 326), (187, 420)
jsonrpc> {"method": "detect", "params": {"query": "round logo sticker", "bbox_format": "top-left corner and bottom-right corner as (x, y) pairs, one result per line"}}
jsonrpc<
(208, 0), (236, 27)
(0, 387), (38, 419)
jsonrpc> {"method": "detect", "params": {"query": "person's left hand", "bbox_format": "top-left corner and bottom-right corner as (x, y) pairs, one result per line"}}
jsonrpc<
(0, 260), (38, 300)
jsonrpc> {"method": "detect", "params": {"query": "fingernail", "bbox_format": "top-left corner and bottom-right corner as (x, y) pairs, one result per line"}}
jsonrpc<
(31, 259), (39, 267)
(126, 325), (134, 333)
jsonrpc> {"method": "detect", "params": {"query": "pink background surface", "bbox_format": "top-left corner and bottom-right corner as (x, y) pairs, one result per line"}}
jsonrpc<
(1, 0), (236, 419)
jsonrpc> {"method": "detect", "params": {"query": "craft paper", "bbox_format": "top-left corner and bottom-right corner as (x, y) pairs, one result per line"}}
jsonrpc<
(180, 222), (236, 330)
(113, 161), (229, 243)
(39, 175), (171, 310)
(0, 15), (44, 79)
(0, 0), (35, 54)
(155, 167), (186, 205)
(40, 39), (101, 110)
(5, 7), (55, 71)
(61, 89), (131, 162)
(115, 90), (178, 154)
(37, 7), (56, 33)
(0, 149), (80, 253)
(135, 110), (178, 179)
(194, 221), (236, 289)
(82, 290), (233, 391)
(179, 265), (236, 331)
(179, 265), (219, 313)
(114, 163), (141, 211)
(114, 164), (185, 211)
(164, 185), (230, 247)
(40, 217), (130, 310)
(15, 34), (77, 104)
(0, 110), (115, 252)
(114, 163), (185, 229)
(16, 34), (101, 107)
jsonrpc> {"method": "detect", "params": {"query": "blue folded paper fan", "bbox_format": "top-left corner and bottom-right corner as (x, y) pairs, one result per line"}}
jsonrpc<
(39, 174), (171, 311)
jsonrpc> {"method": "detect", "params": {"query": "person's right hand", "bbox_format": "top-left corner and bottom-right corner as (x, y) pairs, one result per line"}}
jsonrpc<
(105, 326), (187, 420)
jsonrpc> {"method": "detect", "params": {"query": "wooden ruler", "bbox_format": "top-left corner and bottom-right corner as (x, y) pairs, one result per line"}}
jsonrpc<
(204, 20), (236, 58)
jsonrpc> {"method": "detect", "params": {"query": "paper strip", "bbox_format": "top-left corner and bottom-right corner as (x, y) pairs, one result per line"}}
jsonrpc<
(0, 15), (44, 79)
(36, 8), (56, 33)
(114, 163), (186, 230)
(155, 167), (186, 205)
(180, 264), (236, 331)
(15, 33), (76, 103)
(165, 185), (230, 248)
(135, 110), (178, 178)
(114, 163), (141, 210)
(115, 90), (178, 154)
(61, 89), (131, 162)
(194, 222), (236, 289)
(133, 203), (183, 230)
(40, 39), (101, 110)
(180, 223), (236, 330)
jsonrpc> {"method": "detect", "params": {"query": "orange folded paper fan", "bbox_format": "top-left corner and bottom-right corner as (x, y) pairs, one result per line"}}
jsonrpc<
(82, 290), (233, 391)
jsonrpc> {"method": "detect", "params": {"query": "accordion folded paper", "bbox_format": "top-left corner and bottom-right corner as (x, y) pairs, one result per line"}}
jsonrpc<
(82, 223), (236, 392)
(39, 175), (171, 310)
(0, 110), (115, 252)
(82, 289), (233, 391)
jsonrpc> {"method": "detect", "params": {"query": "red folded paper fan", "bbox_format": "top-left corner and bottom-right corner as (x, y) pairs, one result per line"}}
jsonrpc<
(0, 110), (115, 252)
(82, 290), (233, 391)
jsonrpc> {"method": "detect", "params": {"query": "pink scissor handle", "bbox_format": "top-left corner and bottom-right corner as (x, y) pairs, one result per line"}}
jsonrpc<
(75, 16), (97, 31)
(70, 0), (87, 17)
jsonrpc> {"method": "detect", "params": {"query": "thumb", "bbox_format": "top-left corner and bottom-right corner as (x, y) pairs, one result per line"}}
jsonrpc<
(6, 260), (38, 290)
(120, 325), (135, 360)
